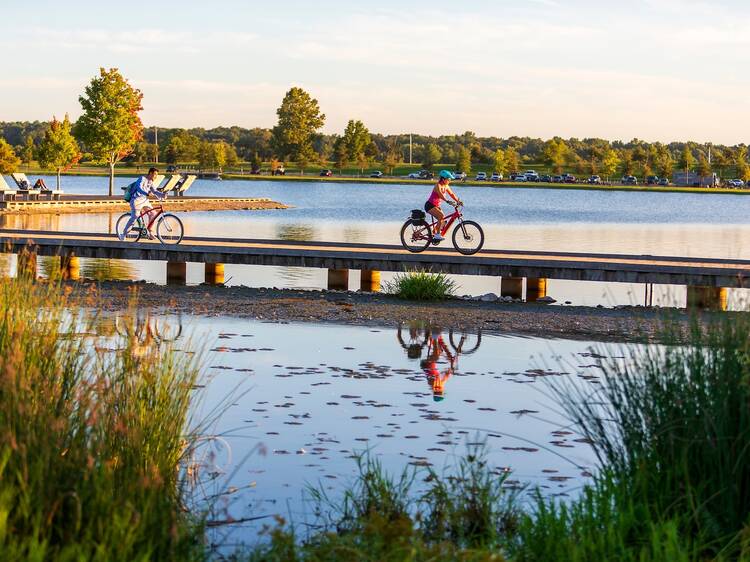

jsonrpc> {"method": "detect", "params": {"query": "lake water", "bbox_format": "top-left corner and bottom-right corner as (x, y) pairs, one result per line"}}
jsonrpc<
(103, 311), (635, 546)
(5, 175), (750, 308)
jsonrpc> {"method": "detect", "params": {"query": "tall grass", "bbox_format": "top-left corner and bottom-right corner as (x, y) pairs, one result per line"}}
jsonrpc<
(385, 270), (458, 301)
(0, 255), (205, 560)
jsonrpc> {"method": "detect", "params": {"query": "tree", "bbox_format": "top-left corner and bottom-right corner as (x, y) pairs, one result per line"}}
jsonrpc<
(505, 147), (520, 173)
(37, 115), (81, 189)
(735, 147), (750, 182)
(655, 146), (674, 179)
(342, 120), (372, 174)
(21, 136), (34, 169)
(223, 142), (239, 168)
(542, 138), (568, 173)
(250, 152), (262, 173)
(679, 146), (695, 173)
(600, 146), (621, 181)
(456, 146), (471, 175)
(271, 87), (325, 171)
(0, 138), (20, 174)
(164, 130), (201, 164)
(696, 154), (711, 178)
(333, 137), (348, 171)
(492, 148), (507, 175)
(620, 149), (635, 175)
(382, 139), (400, 175)
(74, 68), (144, 196)
(712, 148), (730, 179)
(421, 143), (442, 170)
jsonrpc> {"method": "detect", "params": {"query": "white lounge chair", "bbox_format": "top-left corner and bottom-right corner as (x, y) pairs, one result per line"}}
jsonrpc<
(157, 174), (182, 194)
(171, 174), (196, 197)
(0, 176), (18, 201)
(10, 173), (45, 200)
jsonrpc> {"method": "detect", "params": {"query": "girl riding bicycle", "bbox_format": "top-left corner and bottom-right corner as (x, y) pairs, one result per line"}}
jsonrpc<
(425, 170), (462, 241)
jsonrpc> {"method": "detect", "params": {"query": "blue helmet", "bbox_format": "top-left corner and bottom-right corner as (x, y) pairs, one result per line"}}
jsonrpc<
(439, 170), (455, 180)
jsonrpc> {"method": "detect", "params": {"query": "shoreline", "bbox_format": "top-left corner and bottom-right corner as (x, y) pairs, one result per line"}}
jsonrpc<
(23, 169), (750, 196)
(84, 280), (709, 344)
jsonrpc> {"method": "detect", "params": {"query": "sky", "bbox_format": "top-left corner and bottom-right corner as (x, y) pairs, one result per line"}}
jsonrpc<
(2, 0), (749, 144)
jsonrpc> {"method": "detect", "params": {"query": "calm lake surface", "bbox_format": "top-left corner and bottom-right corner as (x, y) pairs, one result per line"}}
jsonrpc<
(6, 175), (750, 307)
(108, 312), (635, 546)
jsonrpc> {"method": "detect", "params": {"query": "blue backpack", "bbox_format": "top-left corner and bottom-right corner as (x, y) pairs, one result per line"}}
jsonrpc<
(123, 180), (138, 202)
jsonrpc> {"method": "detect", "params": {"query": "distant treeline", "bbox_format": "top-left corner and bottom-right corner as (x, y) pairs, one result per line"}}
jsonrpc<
(2, 120), (748, 178)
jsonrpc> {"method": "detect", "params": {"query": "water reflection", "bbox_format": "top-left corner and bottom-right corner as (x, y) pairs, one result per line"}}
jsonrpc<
(112, 310), (183, 347)
(397, 322), (483, 402)
(81, 259), (137, 281)
(276, 224), (316, 241)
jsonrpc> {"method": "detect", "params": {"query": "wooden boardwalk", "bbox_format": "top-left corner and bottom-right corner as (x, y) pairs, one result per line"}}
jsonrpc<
(0, 229), (747, 290)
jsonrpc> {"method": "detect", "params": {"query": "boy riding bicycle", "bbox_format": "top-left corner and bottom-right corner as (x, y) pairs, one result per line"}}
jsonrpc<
(424, 170), (463, 241)
(119, 167), (166, 240)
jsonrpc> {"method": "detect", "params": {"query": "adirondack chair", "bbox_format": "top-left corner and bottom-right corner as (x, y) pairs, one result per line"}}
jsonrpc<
(0, 176), (18, 201)
(171, 174), (196, 197)
(10, 173), (45, 200)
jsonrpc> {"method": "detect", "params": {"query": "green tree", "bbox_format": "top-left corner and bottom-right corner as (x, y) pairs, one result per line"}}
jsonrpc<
(620, 149), (635, 175)
(271, 87), (325, 172)
(333, 137), (348, 171)
(456, 146), (471, 175)
(0, 138), (20, 174)
(679, 146), (695, 173)
(382, 139), (400, 175)
(342, 120), (372, 174)
(697, 154), (711, 178)
(250, 151), (262, 173)
(164, 130), (201, 164)
(21, 136), (35, 169)
(74, 68), (144, 196)
(492, 148), (507, 175)
(421, 143), (442, 171)
(222, 141), (239, 168)
(735, 147), (750, 181)
(542, 138), (568, 173)
(37, 115), (80, 189)
(712, 148), (730, 179)
(655, 146), (674, 178)
(505, 147), (520, 173)
(600, 146), (621, 181)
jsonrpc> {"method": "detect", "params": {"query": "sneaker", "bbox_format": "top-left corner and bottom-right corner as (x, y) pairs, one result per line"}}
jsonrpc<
(147, 231), (155, 240)
(432, 233), (444, 241)
(118, 232), (125, 241)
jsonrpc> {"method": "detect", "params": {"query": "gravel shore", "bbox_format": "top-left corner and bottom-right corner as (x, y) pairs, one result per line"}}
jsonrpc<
(84, 281), (703, 343)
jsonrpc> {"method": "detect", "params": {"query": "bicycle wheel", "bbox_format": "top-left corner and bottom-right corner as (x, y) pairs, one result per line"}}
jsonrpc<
(156, 213), (184, 245)
(452, 220), (484, 255)
(115, 213), (141, 242)
(400, 219), (432, 253)
(449, 329), (482, 355)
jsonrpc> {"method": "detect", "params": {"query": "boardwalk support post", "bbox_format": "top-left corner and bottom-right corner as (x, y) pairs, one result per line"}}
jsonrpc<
(166, 261), (187, 285)
(687, 286), (727, 311)
(526, 277), (547, 302)
(501, 277), (523, 300)
(328, 269), (349, 291)
(360, 270), (381, 292)
(61, 254), (80, 281)
(205, 262), (225, 285)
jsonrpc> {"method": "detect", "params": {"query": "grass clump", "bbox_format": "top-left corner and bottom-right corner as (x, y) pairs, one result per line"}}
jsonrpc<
(385, 270), (458, 301)
(0, 258), (205, 560)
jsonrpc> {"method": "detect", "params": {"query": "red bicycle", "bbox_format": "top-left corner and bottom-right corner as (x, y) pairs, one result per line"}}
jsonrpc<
(400, 202), (484, 255)
(115, 204), (184, 245)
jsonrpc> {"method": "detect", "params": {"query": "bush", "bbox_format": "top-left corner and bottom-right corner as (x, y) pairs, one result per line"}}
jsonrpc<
(385, 270), (458, 301)
(0, 255), (205, 560)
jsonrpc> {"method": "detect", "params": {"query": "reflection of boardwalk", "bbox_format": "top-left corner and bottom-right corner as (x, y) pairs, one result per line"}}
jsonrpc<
(1, 228), (749, 289)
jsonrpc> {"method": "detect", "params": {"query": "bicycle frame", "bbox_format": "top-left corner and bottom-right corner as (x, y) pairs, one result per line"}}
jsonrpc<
(133, 205), (164, 231)
(428, 206), (463, 236)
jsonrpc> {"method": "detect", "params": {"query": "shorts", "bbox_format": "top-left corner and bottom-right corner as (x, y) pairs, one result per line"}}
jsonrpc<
(424, 201), (438, 212)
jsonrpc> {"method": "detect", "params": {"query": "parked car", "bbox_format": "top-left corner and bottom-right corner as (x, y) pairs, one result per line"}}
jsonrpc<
(587, 175), (602, 184)
(524, 170), (539, 181)
(453, 171), (467, 180)
(370, 171), (383, 178)
(475, 172), (487, 181)
(562, 174), (576, 183)
(490, 172), (503, 182)
(658, 177), (669, 186)
(621, 175), (638, 185)
(551, 175), (563, 183)
(418, 170), (434, 180)
(407, 172), (421, 179)
(320, 169), (333, 177)
(539, 174), (552, 182)
(645, 175), (660, 185)
(728, 179), (745, 188)
(514, 174), (527, 182)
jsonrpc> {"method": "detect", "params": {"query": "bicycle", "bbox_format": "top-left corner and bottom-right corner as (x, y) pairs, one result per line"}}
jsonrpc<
(115, 204), (184, 245)
(400, 202), (484, 255)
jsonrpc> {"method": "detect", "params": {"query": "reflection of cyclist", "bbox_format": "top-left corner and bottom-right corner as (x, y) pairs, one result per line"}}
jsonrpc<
(120, 167), (166, 241)
(424, 170), (462, 241)
(420, 333), (456, 402)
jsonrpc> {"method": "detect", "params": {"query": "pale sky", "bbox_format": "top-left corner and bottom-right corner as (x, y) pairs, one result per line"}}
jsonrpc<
(2, 0), (749, 144)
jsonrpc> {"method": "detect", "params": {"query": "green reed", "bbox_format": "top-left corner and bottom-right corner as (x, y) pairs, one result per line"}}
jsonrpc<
(0, 256), (205, 561)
